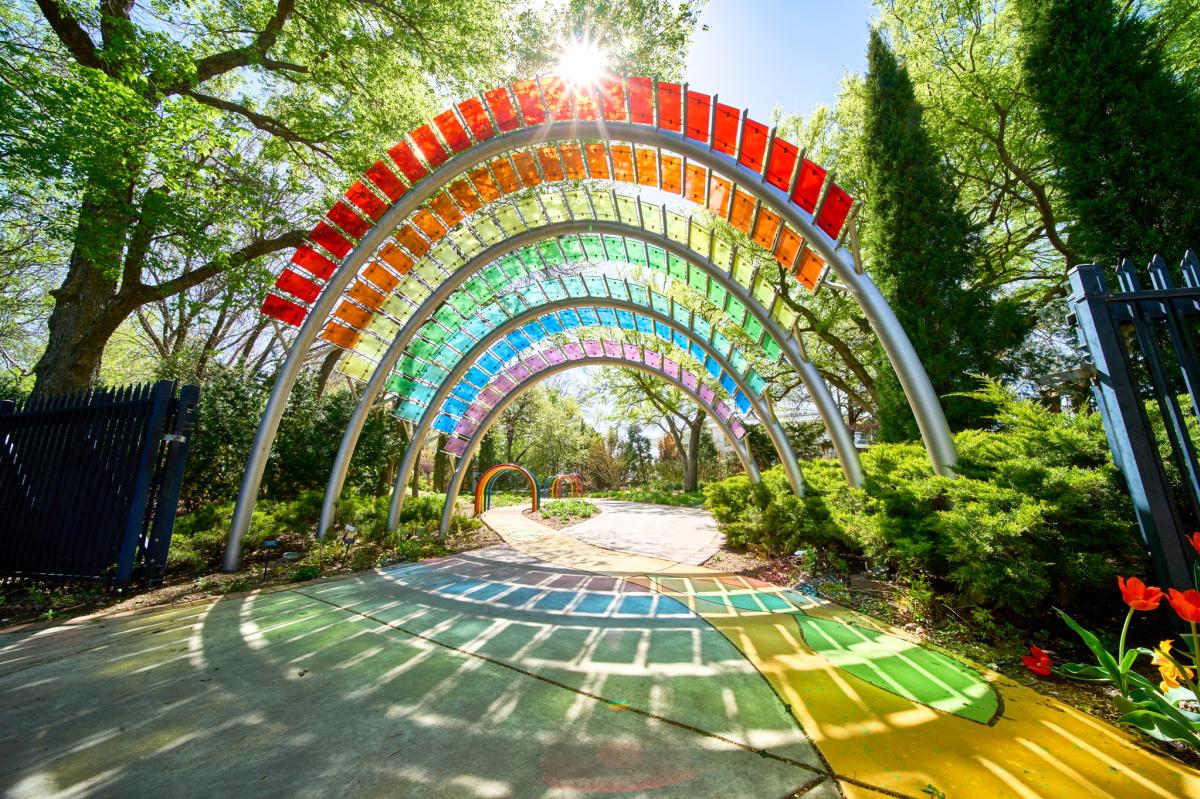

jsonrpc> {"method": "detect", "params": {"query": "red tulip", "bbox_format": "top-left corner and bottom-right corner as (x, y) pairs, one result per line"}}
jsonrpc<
(1118, 576), (1163, 611)
(1169, 588), (1200, 623)
(1022, 646), (1053, 677)
(1188, 532), (1200, 558)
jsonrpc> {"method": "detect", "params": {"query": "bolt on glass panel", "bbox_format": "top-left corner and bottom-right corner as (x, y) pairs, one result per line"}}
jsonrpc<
(563, 275), (588, 297)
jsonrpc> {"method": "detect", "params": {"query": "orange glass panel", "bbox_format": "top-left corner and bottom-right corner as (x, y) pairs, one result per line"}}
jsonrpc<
(816, 183), (854, 238)
(410, 125), (448, 168)
(490, 159), (522, 194)
(484, 87), (519, 132)
(434, 110), (471, 152)
(774, 225), (802, 268)
(348, 280), (385, 311)
(430, 193), (464, 228)
(512, 151), (542, 187)
(541, 76), (572, 121)
(585, 144), (610, 178)
(657, 82), (682, 131)
(572, 85), (598, 120)
(394, 225), (429, 258)
(334, 300), (372, 329)
(795, 249), (824, 290)
(560, 143), (586, 179)
(345, 180), (388, 222)
(611, 145), (634, 183)
(321, 321), (361, 349)
(537, 147), (564, 182)
(292, 245), (336, 280)
(448, 179), (483, 214)
(635, 148), (657, 187)
(661, 155), (682, 194)
(792, 159), (827, 213)
(327, 201), (371, 240)
(512, 80), (546, 125)
(377, 242), (413, 275)
(275, 269), (321, 303)
(713, 103), (739, 156)
(412, 208), (446, 242)
(684, 164), (706, 204)
(458, 97), (495, 141)
(739, 118), (769, 173)
(708, 175), (732, 217)
(310, 221), (352, 258)
(470, 166), (503, 200)
(766, 138), (798, 193)
(598, 76), (626, 122)
(262, 294), (306, 326)
(686, 91), (710, 142)
(628, 77), (653, 124)
(364, 160), (405, 202)
(752, 207), (781, 250)
(387, 141), (427, 183)
(363, 260), (401, 292)
(728, 188), (754, 232)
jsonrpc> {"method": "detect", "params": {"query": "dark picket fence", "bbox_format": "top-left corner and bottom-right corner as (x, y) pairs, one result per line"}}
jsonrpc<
(0, 381), (199, 587)
(1069, 251), (1200, 593)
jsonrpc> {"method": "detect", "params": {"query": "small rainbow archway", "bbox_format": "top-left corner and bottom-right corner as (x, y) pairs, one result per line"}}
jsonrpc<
(474, 463), (540, 514)
(549, 474), (584, 498)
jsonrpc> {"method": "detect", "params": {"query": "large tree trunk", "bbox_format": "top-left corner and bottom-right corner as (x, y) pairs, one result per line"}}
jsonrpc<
(683, 416), (703, 492)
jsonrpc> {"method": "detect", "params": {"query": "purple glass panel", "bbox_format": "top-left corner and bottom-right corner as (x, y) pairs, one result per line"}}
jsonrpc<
(730, 419), (746, 439)
(583, 339), (604, 357)
(510, 363), (532, 381)
(545, 348), (567, 365)
(699, 384), (716, 404)
(526, 353), (548, 372)
(603, 340), (623, 358)
(492, 374), (516, 393)
(644, 350), (662, 369)
(563, 342), (586, 360)
(467, 402), (488, 422)
(715, 400), (731, 421)
(480, 387), (503, 406)
(444, 437), (469, 456)
(622, 343), (640, 361)
(663, 358), (680, 378)
(681, 370), (699, 390)
(455, 418), (475, 436)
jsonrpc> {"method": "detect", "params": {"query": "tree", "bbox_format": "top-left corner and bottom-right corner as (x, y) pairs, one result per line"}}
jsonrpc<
(432, 434), (450, 492)
(1015, 0), (1200, 264)
(860, 29), (1028, 440)
(584, 430), (623, 489)
(618, 424), (653, 485)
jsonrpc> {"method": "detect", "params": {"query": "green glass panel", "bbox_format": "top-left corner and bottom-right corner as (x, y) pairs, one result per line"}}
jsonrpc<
(448, 292), (475, 316)
(420, 363), (449, 385)
(473, 217), (504, 245)
(410, 337), (435, 358)
(447, 331), (473, 352)
(499, 255), (525, 280)
(724, 296), (746, 325)
(517, 247), (541, 268)
(542, 279), (567, 301)
(538, 240), (565, 266)
(584, 275), (608, 297)
(463, 276), (493, 303)
(414, 259), (443, 285)
(434, 305), (460, 327)
(730, 349), (748, 376)
(712, 238), (733, 271)
(761, 336), (782, 362)
(626, 240), (648, 267)
(563, 275), (588, 298)
(647, 246), (667, 272)
(743, 315), (764, 343)
(355, 336), (386, 360)
(517, 196), (547, 226)
(564, 189), (591, 219)
(580, 234), (605, 260)
(640, 201), (663, 234)
(628, 284), (650, 307)
(367, 314), (400, 340)
(399, 355), (421, 378)
(591, 192), (618, 221)
(381, 294), (410, 320)
(602, 235), (628, 262)
(650, 291), (670, 316)
(542, 193), (569, 223)
(747, 369), (767, 394)
(754, 281), (774, 308)
(693, 316), (712, 341)
(667, 253), (688, 281)
(395, 400), (423, 421)
(732, 252), (754, 287)
(387, 375), (418, 396)
(431, 241), (463, 270)
(666, 210), (688, 243)
(687, 266), (707, 293)
(707, 280), (727, 308)
(433, 345), (460, 369)
(481, 265), (507, 289)
(712, 331), (732, 358)
(494, 205), (524, 233)
(672, 303), (690, 327)
(499, 293), (523, 315)
(615, 194), (639, 226)
(688, 224), (710, 256)
(519, 284), (544, 306)
(605, 278), (630, 302)
(772, 300), (796, 332)
(561, 237), (586, 261)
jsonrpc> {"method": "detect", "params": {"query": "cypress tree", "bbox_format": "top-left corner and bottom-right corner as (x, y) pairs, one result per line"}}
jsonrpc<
(1016, 0), (1200, 265)
(860, 29), (1027, 442)
(433, 434), (450, 492)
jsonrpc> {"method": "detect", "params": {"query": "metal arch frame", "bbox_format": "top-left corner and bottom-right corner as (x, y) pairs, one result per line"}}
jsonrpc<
(474, 463), (540, 514)
(315, 219), (863, 539)
(385, 296), (799, 533)
(227, 119), (955, 570)
(440, 356), (762, 537)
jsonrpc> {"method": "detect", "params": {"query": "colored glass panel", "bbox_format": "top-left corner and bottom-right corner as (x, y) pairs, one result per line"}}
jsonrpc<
(598, 76), (626, 122)
(537, 147), (565, 182)
(458, 97), (495, 141)
(657, 82), (682, 131)
(541, 76), (571, 121)
(512, 80), (546, 125)
(327, 200), (371, 240)
(394, 225), (429, 258)
(585, 143), (610, 178)
(362, 262), (399, 293)
(560, 144), (586, 179)
(628, 76), (653, 124)
(261, 294), (306, 326)
(275, 269), (320, 303)
(684, 164), (706, 204)
(766, 138), (798, 193)
(752, 207), (781, 250)
(686, 91), (710, 141)
(378, 241), (413, 274)
(615, 194), (639, 225)
(485, 87), (519, 131)
(792, 159), (826, 213)
(739, 118), (769, 173)
(661, 155), (682, 194)
(713, 103), (739, 156)
(433, 110), (471, 153)
(796, 249), (824, 290)
(512, 151), (541, 187)
(591, 192), (617, 221)
(775, 225), (802, 269)
(636, 148), (657, 187)
(310, 221), (352, 258)
(321, 321), (361, 349)
(611, 145), (634, 182)
(348, 280), (385, 310)
(364, 160), (405, 202)
(448, 180), (482, 215)
(430, 193), (463, 228)
(412, 209), (446, 242)
(345, 180), (388, 221)
(817, 183), (853, 238)
(707, 175), (731, 216)
(410, 125), (448, 168)
(729, 189), (754, 232)
(470, 166), (502, 201)
(387, 141), (427, 183)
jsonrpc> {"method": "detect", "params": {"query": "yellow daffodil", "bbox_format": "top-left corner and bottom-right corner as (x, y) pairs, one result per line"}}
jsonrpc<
(1152, 639), (1194, 692)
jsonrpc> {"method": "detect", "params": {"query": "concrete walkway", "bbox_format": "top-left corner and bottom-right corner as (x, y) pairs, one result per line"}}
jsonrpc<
(561, 499), (723, 564)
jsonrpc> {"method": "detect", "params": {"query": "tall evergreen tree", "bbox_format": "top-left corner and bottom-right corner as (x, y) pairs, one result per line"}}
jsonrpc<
(860, 29), (1027, 442)
(1016, 0), (1200, 265)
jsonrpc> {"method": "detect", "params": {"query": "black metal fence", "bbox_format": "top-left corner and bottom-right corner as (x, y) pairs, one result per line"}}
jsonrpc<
(0, 381), (199, 587)
(1069, 251), (1200, 592)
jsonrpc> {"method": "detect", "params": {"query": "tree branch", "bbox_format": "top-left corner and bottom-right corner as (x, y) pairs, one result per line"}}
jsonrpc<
(138, 228), (305, 303)
(34, 0), (104, 71)
(162, 0), (296, 93)
(180, 89), (335, 158)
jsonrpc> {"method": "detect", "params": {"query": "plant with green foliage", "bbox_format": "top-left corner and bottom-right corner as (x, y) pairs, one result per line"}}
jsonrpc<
(539, 499), (596, 522)
(588, 488), (705, 508)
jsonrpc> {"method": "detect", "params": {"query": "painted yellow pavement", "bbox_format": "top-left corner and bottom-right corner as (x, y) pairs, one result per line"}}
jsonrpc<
(483, 505), (1200, 799)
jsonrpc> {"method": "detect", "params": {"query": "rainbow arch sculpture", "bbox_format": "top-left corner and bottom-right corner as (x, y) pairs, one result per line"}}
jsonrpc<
(474, 463), (540, 515)
(548, 474), (584, 498)
(223, 74), (958, 570)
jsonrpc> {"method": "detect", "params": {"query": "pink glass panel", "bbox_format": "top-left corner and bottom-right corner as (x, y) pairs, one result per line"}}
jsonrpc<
(525, 354), (547, 372)
(510, 363), (532, 381)
(644, 350), (662, 369)
(681, 370), (698, 390)
(467, 403), (488, 422)
(455, 419), (475, 437)
(622, 343), (640, 361)
(563, 342), (585, 360)
(444, 437), (469, 456)
(583, 340), (604, 357)
(492, 374), (516, 393)
(603, 340), (623, 358)
(699, 384), (716, 404)
(730, 420), (746, 439)
(545, 348), (567, 365)
(715, 400), (731, 420)
(663, 358), (680, 378)
(480, 387), (503, 406)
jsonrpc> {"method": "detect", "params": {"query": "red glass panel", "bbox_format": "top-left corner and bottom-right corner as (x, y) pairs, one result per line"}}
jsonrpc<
(661, 155), (682, 194)
(321, 321), (361, 349)
(410, 125), (447, 168)
(511, 151), (542, 187)
(635, 148), (657, 187)
(684, 164), (706, 204)
(686, 91), (710, 142)
(348, 280), (385, 311)
(572, 85), (598, 120)
(430, 193), (463, 228)
(448, 179), (482, 214)
(378, 242), (413, 274)
(413, 208), (446, 242)
(541, 76), (571, 121)
(795, 249), (824, 290)
(766, 138), (798, 193)
(395, 225), (430, 258)
(484, 87), (519, 132)
(512, 80), (546, 125)
(310, 221), (353, 258)
(584, 143), (609, 178)
(537, 146), (564, 182)
(489, 159), (522, 194)
(387, 141), (427, 183)
(471, 166), (503, 200)
(560, 143), (586, 179)
(364, 160), (405, 202)
(728, 188), (754, 232)
(708, 175), (732, 216)
(275, 269), (321, 303)
(363, 261), (400, 292)
(345, 180), (388, 221)
(434, 111), (471, 152)
(774, 226), (802, 268)
(752, 207), (781, 250)
(262, 294), (306, 326)
(738, 118), (769, 173)
(610, 145), (634, 182)
(598, 76), (626, 122)
(792, 159), (826, 213)
(292, 245), (336, 280)
(657, 82), (681, 131)
(327, 201), (371, 240)
(458, 97), (495, 141)
(816, 183), (853, 238)
(713, 103), (739, 156)
(628, 77), (653, 124)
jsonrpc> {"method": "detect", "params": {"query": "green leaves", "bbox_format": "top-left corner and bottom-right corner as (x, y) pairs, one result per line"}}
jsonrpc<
(1056, 608), (1124, 688)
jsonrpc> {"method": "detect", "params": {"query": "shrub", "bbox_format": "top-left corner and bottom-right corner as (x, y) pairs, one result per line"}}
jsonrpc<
(540, 499), (596, 521)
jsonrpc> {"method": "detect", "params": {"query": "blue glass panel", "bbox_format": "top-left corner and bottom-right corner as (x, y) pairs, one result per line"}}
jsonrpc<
(672, 331), (689, 350)
(541, 314), (564, 334)
(616, 309), (635, 330)
(693, 316), (712, 341)
(597, 307), (617, 326)
(563, 275), (588, 297)
(720, 373), (736, 394)
(577, 307), (600, 326)
(689, 342), (705, 362)
(734, 391), (751, 414)
(477, 351), (502, 374)
(396, 400), (424, 421)
(479, 304), (508, 325)
(635, 315), (653, 335)
(705, 356), (721, 378)
(463, 317), (489, 339)
(654, 321), (671, 341)
(464, 366), (489, 387)
(523, 321), (547, 342)
(443, 397), (468, 417)
(507, 330), (531, 350)
(492, 340), (517, 362)
(559, 309), (581, 329)
(433, 414), (457, 434)
(452, 382), (480, 403)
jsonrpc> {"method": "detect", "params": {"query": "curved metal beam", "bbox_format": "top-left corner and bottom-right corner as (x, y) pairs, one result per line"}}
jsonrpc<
(317, 219), (863, 538)
(229, 119), (954, 570)
(438, 356), (762, 537)
(386, 295), (801, 533)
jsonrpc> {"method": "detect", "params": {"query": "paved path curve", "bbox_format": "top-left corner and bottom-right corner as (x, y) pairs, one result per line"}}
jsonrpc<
(560, 499), (723, 564)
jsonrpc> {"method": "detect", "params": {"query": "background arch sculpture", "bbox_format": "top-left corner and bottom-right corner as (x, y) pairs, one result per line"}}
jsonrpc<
(474, 463), (540, 514)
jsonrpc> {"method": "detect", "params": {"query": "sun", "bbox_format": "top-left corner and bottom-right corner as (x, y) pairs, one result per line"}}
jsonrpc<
(553, 37), (609, 87)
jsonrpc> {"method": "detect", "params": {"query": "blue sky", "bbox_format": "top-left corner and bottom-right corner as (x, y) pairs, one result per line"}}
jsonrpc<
(684, 0), (876, 121)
